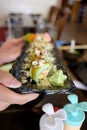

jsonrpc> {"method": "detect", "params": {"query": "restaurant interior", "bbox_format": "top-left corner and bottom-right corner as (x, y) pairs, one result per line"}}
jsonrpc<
(0, 0), (87, 130)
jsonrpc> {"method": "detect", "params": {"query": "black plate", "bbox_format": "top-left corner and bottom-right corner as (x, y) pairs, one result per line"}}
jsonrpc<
(10, 43), (75, 94)
(62, 42), (84, 61)
(68, 61), (87, 86)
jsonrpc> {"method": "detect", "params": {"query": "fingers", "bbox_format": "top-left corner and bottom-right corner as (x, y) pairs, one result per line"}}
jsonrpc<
(5, 47), (22, 62)
(10, 37), (24, 45)
(0, 37), (24, 64)
(3, 37), (24, 47)
(15, 93), (39, 105)
(0, 70), (21, 88)
(0, 85), (39, 106)
(17, 37), (24, 43)
(0, 101), (10, 111)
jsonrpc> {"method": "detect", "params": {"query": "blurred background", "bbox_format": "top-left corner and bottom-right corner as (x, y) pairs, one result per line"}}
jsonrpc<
(0, 0), (87, 42)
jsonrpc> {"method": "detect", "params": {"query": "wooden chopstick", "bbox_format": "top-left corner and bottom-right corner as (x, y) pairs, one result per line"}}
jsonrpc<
(59, 45), (87, 50)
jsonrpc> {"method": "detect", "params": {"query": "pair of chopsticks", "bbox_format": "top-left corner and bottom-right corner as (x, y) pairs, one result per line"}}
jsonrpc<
(59, 45), (87, 50)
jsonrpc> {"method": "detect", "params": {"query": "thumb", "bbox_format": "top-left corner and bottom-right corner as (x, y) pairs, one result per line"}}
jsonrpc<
(0, 70), (21, 88)
(12, 37), (24, 45)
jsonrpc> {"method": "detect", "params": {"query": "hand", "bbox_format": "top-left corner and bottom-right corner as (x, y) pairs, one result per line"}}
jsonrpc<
(0, 70), (39, 111)
(0, 37), (24, 65)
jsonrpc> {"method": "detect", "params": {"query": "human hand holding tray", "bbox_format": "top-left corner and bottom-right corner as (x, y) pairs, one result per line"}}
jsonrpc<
(10, 33), (75, 94)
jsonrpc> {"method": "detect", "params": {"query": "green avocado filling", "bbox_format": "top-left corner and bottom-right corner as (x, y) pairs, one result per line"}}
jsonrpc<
(48, 69), (67, 87)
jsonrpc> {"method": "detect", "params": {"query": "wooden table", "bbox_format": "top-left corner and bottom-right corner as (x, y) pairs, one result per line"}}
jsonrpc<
(0, 89), (87, 130)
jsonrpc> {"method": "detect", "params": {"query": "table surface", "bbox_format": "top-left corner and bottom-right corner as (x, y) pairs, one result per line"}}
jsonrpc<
(0, 88), (87, 130)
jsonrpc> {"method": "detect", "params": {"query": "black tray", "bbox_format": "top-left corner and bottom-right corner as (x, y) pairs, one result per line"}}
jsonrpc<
(10, 43), (75, 94)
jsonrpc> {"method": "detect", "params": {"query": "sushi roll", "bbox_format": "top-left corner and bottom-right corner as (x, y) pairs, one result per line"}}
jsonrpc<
(24, 33), (36, 43)
(30, 58), (51, 82)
